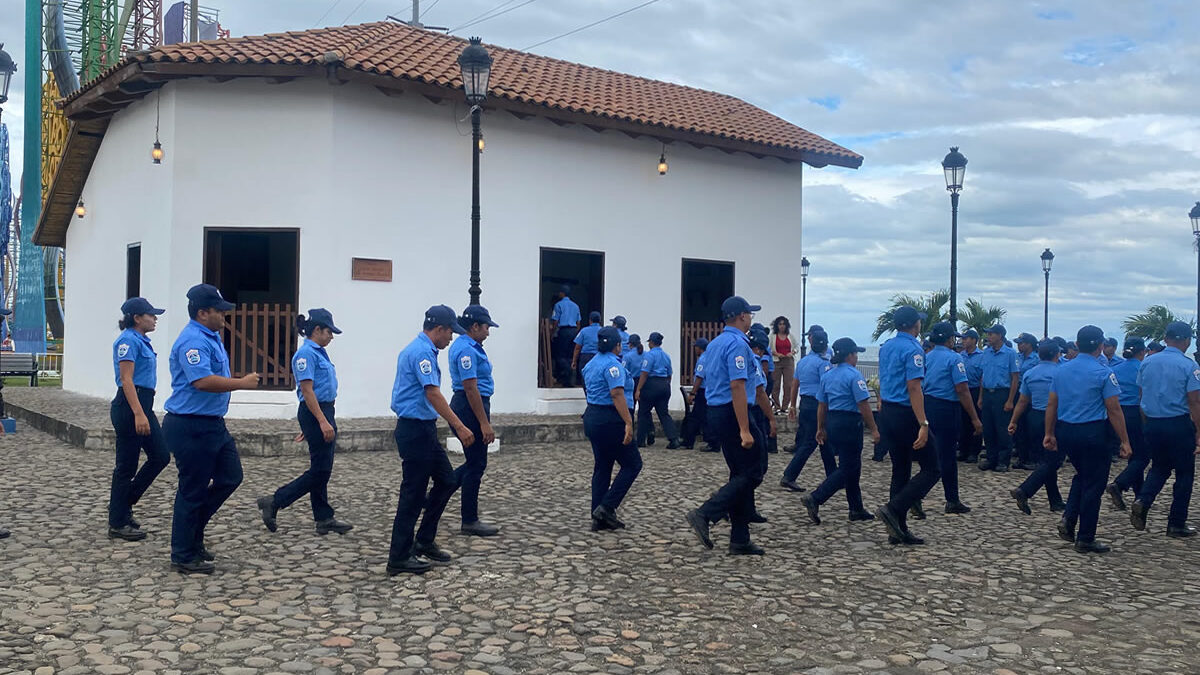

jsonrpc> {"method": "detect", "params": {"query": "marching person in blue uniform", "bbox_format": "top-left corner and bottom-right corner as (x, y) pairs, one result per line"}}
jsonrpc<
(799, 337), (879, 525)
(622, 334), (651, 446)
(635, 332), (680, 449)
(164, 284), (260, 574)
(439, 305), (502, 537)
(1102, 337), (1124, 367)
(922, 322), (983, 515)
(978, 324), (1019, 472)
(1130, 321), (1200, 538)
(1044, 325), (1131, 553)
(1106, 337), (1148, 511)
(686, 296), (768, 555)
(745, 327), (777, 524)
(957, 329), (984, 463)
(781, 328), (835, 491)
(1008, 340), (1065, 514)
(1064, 342), (1079, 361)
(748, 329), (779, 455)
(582, 326), (643, 531)
(386, 305), (476, 576)
(681, 338), (714, 451)
(108, 297), (170, 542)
(1012, 333), (1040, 470)
(610, 315), (630, 353)
(257, 309), (353, 537)
(550, 286), (581, 387)
(874, 306), (934, 546)
(572, 311), (604, 383)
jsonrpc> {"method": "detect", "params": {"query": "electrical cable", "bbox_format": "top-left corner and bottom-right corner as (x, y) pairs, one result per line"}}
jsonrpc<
(522, 0), (662, 51)
(450, 0), (520, 31)
(420, 0), (442, 19)
(338, 0), (373, 25)
(450, 0), (539, 33)
(312, 0), (347, 27)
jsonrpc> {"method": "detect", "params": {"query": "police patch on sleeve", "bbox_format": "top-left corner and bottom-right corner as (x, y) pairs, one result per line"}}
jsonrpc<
(1109, 373), (1119, 387)
(1193, 369), (1200, 382)
(957, 362), (967, 374)
(419, 359), (433, 375)
(914, 354), (925, 368)
(117, 344), (130, 358)
(609, 366), (620, 378)
(460, 354), (473, 370)
(185, 349), (201, 366)
(735, 355), (746, 370)
(696, 363), (704, 374)
(296, 357), (307, 372)
(858, 380), (869, 392)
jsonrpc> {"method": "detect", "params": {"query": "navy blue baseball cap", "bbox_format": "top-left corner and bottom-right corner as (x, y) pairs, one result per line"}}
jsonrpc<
(1066, 341), (1078, 352)
(1123, 336), (1146, 353)
(805, 324), (826, 336)
(588, 311), (602, 323)
(830, 337), (865, 364)
(1052, 336), (1068, 350)
(1103, 336), (1118, 347)
(559, 284), (571, 294)
(610, 315), (627, 329)
(1164, 321), (1193, 341)
(929, 321), (961, 344)
(597, 326), (621, 353)
(304, 308), (342, 333)
(121, 297), (165, 316)
(893, 306), (926, 330)
(961, 329), (979, 340)
(648, 331), (664, 344)
(186, 284), (235, 312)
(1037, 339), (1061, 360)
(424, 305), (465, 334)
(721, 296), (760, 320)
(1015, 332), (1038, 346)
(1148, 340), (1165, 352)
(749, 328), (769, 350)
(628, 332), (641, 345)
(694, 337), (709, 349)
(460, 304), (499, 328)
(985, 324), (1007, 337)
(1076, 325), (1104, 352)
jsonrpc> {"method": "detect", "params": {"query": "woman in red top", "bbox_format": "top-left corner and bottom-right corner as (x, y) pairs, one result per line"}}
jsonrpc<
(770, 316), (798, 413)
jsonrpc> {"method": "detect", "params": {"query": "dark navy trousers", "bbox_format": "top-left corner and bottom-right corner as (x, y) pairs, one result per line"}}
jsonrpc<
(1060, 420), (1111, 544)
(447, 392), (491, 525)
(696, 404), (765, 544)
(109, 387), (170, 529)
(1137, 414), (1196, 528)
(1112, 406), (1149, 493)
(273, 402), (337, 522)
(926, 396), (961, 504)
(681, 387), (709, 448)
(583, 404), (643, 513)
(958, 387), (982, 460)
(809, 410), (865, 512)
(165, 413), (243, 564)
(980, 388), (1013, 468)
(783, 395), (835, 482)
(1017, 410), (1063, 505)
(388, 418), (455, 564)
(881, 402), (940, 531)
(637, 376), (679, 445)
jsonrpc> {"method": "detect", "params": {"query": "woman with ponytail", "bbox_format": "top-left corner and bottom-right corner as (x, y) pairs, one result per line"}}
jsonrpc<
(1105, 337), (1149, 510)
(256, 309), (353, 536)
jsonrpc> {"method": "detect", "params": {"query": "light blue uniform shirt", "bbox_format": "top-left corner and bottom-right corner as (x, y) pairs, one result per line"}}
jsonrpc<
(760, 352), (774, 375)
(449, 334), (494, 397)
(618, 330), (630, 353)
(817, 362), (870, 412)
(113, 328), (157, 390)
(1051, 353), (1120, 424)
(1111, 358), (1142, 407)
(794, 352), (832, 397)
(879, 332), (924, 405)
(292, 339), (338, 402)
(583, 352), (634, 408)
(551, 297), (581, 328)
(703, 326), (755, 406)
(1019, 361), (1058, 411)
(923, 345), (967, 402)
(750, 354), (767, 393)
(1106, 353), (1125, 367)
(574, 323), (602, 355)
(981, 344), (1019, 389)
(1018, 352), (1040, 375)
(390, 332), (441, 420)
(962, 349), (984, 388)
(691, 350), (708, 387)
(623, 350), (646, 380)
(164, 320), (232, 416)
(641, 346), (673, 378)
(1137, 346), (1200, 418)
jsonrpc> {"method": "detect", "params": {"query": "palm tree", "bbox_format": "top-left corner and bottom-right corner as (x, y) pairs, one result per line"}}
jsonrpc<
(873, 290), (950, 341)
(958, 298), (1007, 337)
(1121, 305), (1195, 340)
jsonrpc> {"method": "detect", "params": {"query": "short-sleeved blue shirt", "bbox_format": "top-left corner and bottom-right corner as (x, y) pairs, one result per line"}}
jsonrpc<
(1111, 358), (1142, 407)
(692, 350), (709, 385)
(879, 332), (925, 405)
(961, 349), (984, 388)
(981, 344), (1019, 389)
(750, 353), (767, 393)
(818, 363), (870, 412)
(113, 328), (157, 390)
(623, 350), (645, 380)
(759, 352), (774, 374)
(449, 334), (494, 397)
(1051, 353), (1120, 424)
(1138, 346), (1200, 418)
(703, 326), (755, 406)
(551, 297), (581, 328)
(794, 351), (832, 397)
(390, 332), (441, 420)
(1019, 352), (1040, 375)
(293, 339), (338, 402)
(584, 352), (633, 408)
(574, 323), (602, 355)
(164, 320), (232, 416)
(641, 346), (673, 378)
(923, 345), (967, 401)
(1019, 361), (1058, 411)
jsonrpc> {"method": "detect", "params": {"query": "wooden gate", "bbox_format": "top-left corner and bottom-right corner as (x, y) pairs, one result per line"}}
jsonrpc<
(538, 318), (554, 387)
(222, 303), (298, 390)
(680, 321), (722, 385)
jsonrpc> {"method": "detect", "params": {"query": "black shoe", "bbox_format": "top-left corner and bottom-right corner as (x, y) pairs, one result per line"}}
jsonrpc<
(1106, 483), (1128, 511)
(875, 505), (903, 541)
(412, 541), (452, 564)
(592, 505), (625, 530)
(315, 518), (354, 535)
(387, 556), (432, 576)
(1057, 519), (1076, 543)
(944, 501), (971, 515)
(778, 478), (804, 492)
(700, 446), (720, 453)
(1049, 501), (1066, 513)
(685, 510), (713, 550)
(749, 511), (768, 524)
(666, 440), (680, 450)
(800, 495), (820, 525)
(899, 531), (925, 545)
(172, 559), (215, 575)
(1012, 461), (1028, 471)
(256, 496), (278, 533)
(680, 443), (694, 450)
(964, 455), (979, 463)
(590, 518), (611, 532)
(646, 436), (656, 446)
(128, 516), (141, 529)
(978, 462), (994, 472)
(108, 525), (147, 542)
(1167, 525), (1198, 538)
(1074, 539), (1111, 554)
(1011, 489), (1031, 516)
(1130, 501), (1148, 531)
(848, 510), (875, 522)
(993, 465), (1010, 473)
(461, 521), (500, 537)
(728, 541), (765, 555)
(0, 527), (9, 539)
(909, 502), (926, 520)
(871, 452), (887, 462)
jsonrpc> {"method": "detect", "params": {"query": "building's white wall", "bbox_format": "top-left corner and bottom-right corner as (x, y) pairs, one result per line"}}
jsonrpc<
(66, 78), (811, 417)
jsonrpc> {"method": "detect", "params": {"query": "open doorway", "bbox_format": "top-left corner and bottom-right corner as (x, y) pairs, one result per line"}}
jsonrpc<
(538, 247), (604, 387)
(680, 259), (734, 385)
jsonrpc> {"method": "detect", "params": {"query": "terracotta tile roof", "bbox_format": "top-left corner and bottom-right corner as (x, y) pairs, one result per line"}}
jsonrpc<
(68, 21), (861, 168)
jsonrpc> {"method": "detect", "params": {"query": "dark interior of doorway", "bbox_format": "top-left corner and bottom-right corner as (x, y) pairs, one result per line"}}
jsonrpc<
(680, 259), (734, 385)
(538, 248), (605, 388)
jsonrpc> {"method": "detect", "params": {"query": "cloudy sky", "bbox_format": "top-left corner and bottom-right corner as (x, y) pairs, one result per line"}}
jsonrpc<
(2, 0), (1199, 344)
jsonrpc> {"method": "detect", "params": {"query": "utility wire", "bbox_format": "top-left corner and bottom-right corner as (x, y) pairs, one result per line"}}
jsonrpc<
(419, 0), (442, 19)
(312, 0), (347, 27)
(339, 0), (372, 25)
(450, 0), (520, 31)
(450, 0), (539, 33)
(522, 0), (662, 51)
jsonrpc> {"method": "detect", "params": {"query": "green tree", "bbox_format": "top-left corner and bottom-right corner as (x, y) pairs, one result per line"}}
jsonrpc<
(1121, 305), (1195, 340)
(958, 298), (1008, 337)
(873, 290), (950, 341)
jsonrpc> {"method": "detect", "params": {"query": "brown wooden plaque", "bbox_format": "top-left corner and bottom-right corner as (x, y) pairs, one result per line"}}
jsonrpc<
(351, 257), (393, 282)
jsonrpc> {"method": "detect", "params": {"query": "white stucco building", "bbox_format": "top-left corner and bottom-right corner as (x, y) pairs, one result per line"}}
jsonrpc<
(37, 22), (861, 418)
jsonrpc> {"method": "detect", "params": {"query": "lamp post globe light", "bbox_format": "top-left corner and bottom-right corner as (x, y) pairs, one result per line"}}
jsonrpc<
(1191, 201), (1200, 334)
(800, 256), (810, 357)
(941, 146), (967, 326)
(0, 43), (17, 116)
(1040, 248), (1054, 339)
(458, 36), (493, 305)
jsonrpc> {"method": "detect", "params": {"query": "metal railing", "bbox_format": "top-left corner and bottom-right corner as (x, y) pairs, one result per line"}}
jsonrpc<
(37, 353), (63, 376)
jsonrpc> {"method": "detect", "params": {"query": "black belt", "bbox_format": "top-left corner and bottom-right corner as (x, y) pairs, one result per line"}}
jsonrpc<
(165, 412), (221, 420)
(983, 387), (1009, 393)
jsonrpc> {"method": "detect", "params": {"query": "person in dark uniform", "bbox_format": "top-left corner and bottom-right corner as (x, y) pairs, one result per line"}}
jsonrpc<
(978, 324), (1019, 472)
(164, 284), (260, 574)
(1106, 337), (1147, 511)
(873, 305), (934, 546)
(257, 309), (353, 536)
(108, 297), (171, 542)
(1009, 340), (1065, 514)
(923, 322), (982, 515)
(781, 328), (835, 490)
(1130, 321), (1200, 538)
(1101, 337), (1123, 367)
(610, 315), (630, 353)
(800, 337), (878, 524)
(441, 305), (501, 537)
(635, 332), (680, 449)
(681, 338), (714, 451)
(582, 326), (643, 531)
(572, 311), (604, 383)
(1044, 325), (1131, 553)
(686, 296), (767, 555)
(550, 286), (581, 387)
(957, 329), (984, 463)
(1146, 340), (1165, 357)
(622, 334), (652, 446)
(1012, 333), (1040, 470)
(386, 306), (476, 576)
(745, 327), (777, 524)
(749, 330), (779, 454)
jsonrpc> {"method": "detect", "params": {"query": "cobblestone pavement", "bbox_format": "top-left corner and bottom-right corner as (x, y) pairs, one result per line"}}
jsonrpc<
(1, 428), (1198, 675)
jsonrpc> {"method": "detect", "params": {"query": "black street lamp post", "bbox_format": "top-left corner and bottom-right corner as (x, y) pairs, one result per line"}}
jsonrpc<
(1191, 202), (1200, 333)
(1040, 248), (1054, 339)
(942, 147), (967, 326)
(799, 256), (810, 357)
(0, 43), (17, 121)
(458, 37), (493, 305)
